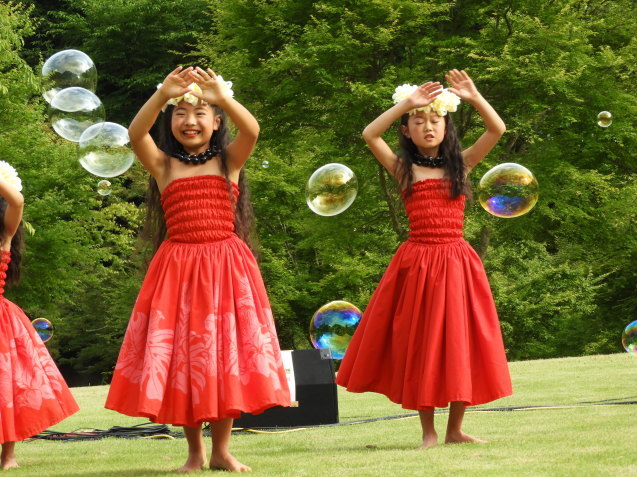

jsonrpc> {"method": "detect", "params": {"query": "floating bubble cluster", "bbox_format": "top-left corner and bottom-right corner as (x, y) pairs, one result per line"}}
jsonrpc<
(79, 122), (135, 177)
(41, 49), (97, 104)
(597, 111), (612, 128)
(32, 318), (54, 343)
(306, 163), (358, 216)
(309, 300), (362, 359)
(622, 320), (637, 355)
(49, 87), (105, 142)
(478, 163), (539, 218)
(97, 179), (112, 196)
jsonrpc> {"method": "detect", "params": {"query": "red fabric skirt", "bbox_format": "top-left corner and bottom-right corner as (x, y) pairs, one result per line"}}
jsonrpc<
(336, 239), (512, 410)
(105, 235), (291, 426)
(0, 299), (79, 443)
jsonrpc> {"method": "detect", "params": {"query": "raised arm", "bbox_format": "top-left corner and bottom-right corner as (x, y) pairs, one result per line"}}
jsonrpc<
(362, 82), (442, 176)
(128, 66), (193, 179)
(445, 69), (506, 170)
(188, 67), (259, 174)
(0, 179), (24, 247)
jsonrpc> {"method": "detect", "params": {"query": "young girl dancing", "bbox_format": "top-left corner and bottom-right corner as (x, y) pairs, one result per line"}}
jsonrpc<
(0, 164), (79, 470)
(105, 66), (290, 472)
(336, 69), (512, 449)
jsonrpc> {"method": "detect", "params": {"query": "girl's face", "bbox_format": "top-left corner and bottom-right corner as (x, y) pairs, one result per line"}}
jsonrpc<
(170, 101), (220, 153)
(401, 111), (446, 154)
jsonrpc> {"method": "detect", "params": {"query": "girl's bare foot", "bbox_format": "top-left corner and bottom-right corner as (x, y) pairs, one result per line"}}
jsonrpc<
(210, 452), (251, 472)
(418, 431), (439, 450)
(445, 431), (487, 444)
(1, 458), (18, 471)
(177, 455), (206, 473)
(1, 443), (18, 470)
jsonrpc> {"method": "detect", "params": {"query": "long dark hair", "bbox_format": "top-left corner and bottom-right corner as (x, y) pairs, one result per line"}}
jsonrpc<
(143, 104), (257, 252)
(0, 197), (23, 285)
(395, 113), (471, 199)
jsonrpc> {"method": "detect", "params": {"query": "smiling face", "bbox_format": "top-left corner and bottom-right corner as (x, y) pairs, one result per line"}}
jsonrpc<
(170, 101), (220, 154)
(401, 110), (446, 155)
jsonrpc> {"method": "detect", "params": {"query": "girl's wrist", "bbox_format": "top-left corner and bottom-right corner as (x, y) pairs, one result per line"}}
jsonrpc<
(154, 87), (173, 102)
(213, 94), (232, 108)
(466, 92), (485, 106)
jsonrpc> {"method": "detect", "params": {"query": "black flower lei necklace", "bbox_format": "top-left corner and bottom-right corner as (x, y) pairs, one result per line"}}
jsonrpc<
(412, 152), (445, 168)
(170, 146), (221, 165)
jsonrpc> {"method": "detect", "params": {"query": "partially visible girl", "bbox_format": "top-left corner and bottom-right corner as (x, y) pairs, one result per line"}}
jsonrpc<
(0, 162), (79, 470)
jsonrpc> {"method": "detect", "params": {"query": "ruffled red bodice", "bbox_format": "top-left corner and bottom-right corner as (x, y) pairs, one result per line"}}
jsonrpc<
(0, 250), (10, 296)
(161, 175), (238, 244)
(403, 179), (465, 244)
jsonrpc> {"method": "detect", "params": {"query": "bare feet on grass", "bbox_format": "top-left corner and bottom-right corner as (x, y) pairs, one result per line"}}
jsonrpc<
(177, 454), (206, 473)
(418, 431), (439, 450)
(1, 443), (18, 470)
(1, 458), (18, 471)
(210, 452), (251, 472)
(445, 431), (487, 445)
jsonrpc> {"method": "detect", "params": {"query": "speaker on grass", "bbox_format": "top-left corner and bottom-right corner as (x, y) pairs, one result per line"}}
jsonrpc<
(234, 348), (338, 428)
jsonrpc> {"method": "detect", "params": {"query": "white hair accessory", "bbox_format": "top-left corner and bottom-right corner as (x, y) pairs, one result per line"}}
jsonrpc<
(0, 161), (22, 192)
(392, 84), (460, 116)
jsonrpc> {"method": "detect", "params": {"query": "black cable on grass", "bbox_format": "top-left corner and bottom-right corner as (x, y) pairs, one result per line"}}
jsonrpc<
(27, 399), (637, 440)
(28, 422), (171, 441)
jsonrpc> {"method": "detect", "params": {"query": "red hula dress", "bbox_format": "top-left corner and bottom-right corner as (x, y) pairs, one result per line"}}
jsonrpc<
(336, 179), (512, 410)
(105, 175), (290, 426)
(0, 251), (79, 443)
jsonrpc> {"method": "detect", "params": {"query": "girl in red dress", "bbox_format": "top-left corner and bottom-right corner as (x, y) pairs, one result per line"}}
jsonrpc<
(105, 67), (290, 472)
(336, 70), (512, 449)
(0, 166), (79, 470)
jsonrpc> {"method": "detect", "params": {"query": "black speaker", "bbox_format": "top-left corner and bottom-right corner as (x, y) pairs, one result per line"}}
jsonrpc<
(234, 349), (338, 428)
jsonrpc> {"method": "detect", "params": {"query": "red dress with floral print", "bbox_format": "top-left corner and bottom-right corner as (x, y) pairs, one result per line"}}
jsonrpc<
(0, 250), (79, 443)
(105, 175), (290, 426)
(336, 179), (512, 410)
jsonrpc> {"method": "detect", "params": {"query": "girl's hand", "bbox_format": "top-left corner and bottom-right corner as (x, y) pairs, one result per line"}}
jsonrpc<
(157, 66), (193, 99)
(445, 69), (480, 102)
(188, 67), (231, 105)
(406, 81), (442, 110)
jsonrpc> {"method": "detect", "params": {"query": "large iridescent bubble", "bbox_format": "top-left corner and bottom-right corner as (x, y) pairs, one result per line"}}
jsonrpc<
(622, 320), (637, 355)
(32, 318), (54, 343)
(78, 122), (135, 177)
(309, 300), (362, 359)
(41, 49), (97, 104)
(597, 111), (612, 128)
(49, 87), (105, 142)
(478, 163), (539, 218)
(306, 163), (358, 216)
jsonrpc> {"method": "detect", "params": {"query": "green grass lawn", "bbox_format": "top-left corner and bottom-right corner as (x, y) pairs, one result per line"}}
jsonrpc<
(8, 353), (637, 476)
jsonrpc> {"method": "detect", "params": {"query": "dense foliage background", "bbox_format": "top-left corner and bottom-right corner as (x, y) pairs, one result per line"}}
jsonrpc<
(2, 0), (635, 383)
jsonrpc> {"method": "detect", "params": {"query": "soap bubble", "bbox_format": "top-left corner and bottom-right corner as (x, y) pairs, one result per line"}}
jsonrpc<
(261, 160), (270, 169)
(97, 179), (112, 196)
(41, 49), (97, 103)
(478, 163), (539, 218)
(597, 111), (612, 128)
(306, 163), (358, 216)
(32, 318), (54, 343)
(79, 122), (135, 177)
(49, 87), (105, 142)
(310, 300), (362, 359)
(622, 320), (637, 355)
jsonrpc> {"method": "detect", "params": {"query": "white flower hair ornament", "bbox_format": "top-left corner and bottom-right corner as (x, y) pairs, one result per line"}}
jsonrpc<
(157, 75), (235, 112)
(392, 84), (461, 116)
(0, 161), (22, 192)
